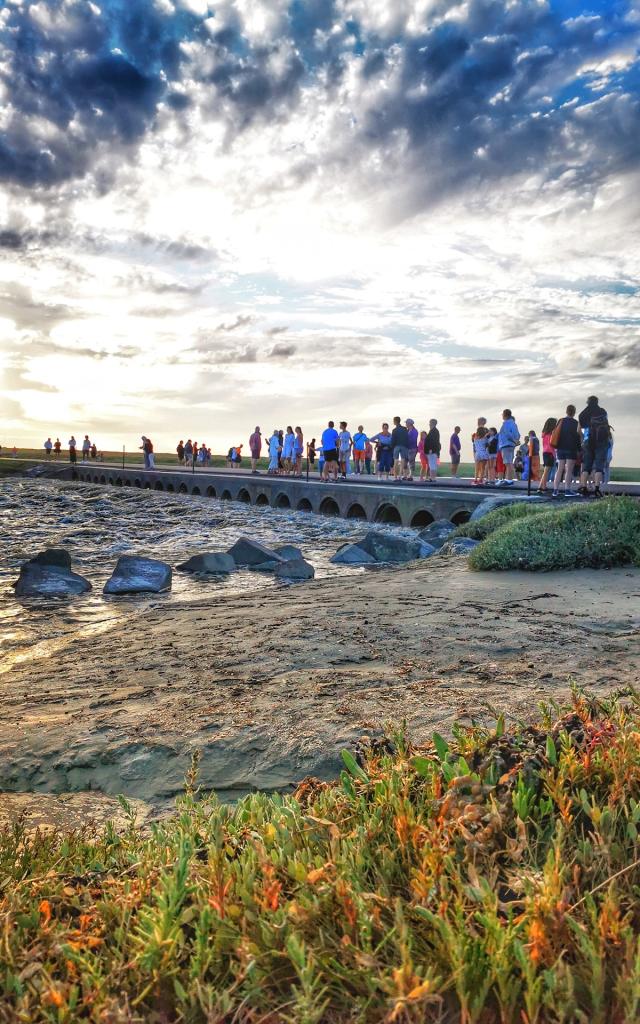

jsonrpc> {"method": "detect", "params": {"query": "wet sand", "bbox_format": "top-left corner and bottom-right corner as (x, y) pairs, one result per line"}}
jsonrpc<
(1, 557), (639, 825)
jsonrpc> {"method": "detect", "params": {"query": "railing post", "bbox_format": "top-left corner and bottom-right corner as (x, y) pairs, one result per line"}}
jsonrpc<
(122, 445), (125, 470)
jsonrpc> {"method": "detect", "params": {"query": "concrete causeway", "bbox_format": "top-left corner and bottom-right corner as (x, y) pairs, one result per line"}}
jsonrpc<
(55, 463), (549, 527)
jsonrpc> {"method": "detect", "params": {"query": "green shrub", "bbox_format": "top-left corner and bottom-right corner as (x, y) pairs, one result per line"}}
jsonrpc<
(455, 499), (549, 540)
(4, 693), (640, 1022)
(469, 496), (640, 571)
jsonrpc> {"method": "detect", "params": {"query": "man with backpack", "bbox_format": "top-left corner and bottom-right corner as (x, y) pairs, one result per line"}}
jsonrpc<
(578, 396), (610, 498)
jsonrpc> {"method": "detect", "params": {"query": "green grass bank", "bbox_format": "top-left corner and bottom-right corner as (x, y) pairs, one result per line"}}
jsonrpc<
(3, 692), (640, 1022)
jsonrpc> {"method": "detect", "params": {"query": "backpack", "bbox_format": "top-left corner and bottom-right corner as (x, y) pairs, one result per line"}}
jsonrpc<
(590, 412), (610, 445)
(550, 419), (563, 448)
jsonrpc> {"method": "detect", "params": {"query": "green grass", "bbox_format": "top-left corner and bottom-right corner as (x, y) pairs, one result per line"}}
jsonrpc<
(3, 692), (640, 1022)
(469, 496), (640, 572)
(455, 501), (549, 540)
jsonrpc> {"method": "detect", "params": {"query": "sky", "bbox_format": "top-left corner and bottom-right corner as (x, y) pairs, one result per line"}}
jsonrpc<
(0, 0), (639, 463)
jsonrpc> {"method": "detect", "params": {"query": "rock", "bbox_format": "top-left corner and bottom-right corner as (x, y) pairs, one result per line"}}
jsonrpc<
(358, 532), (435, 563)
(14, 563), (92, 597)
(330, 543), (376, 565)
(470, 497), (518, 521)
(418, 519), (455, 548)
(29, 548), (72, 569)
(440, 538), (480, 555)
(273, 558), (315, 580)
(103, 556), (172, 594)
(274, 544), (304, 561)
(177, 553), (237, 574)
(227, 537), (286, 567)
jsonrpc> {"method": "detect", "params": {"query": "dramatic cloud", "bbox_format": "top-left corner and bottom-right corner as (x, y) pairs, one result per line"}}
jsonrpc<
(0, 0), (639, 461)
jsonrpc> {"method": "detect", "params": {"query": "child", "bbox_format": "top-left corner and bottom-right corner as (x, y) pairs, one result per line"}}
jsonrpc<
(418, 430), (428, 481)
(473, 426), (489, 485)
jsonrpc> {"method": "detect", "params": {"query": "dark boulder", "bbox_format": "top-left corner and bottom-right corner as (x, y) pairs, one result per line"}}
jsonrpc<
(470, 498), (517, 521)
(227, 538), (286, 567)
(273, 558), (315, 580)
(177, 553), (237, 574)
(330, 543), (376, 565)
(418, 519), (455, 548)
(29, 548), (72, 569)
(103, 556), (172, 594)
(274, 544), (304, 561)
(14, 563), (91, 597)
(358, 532), (435, 563)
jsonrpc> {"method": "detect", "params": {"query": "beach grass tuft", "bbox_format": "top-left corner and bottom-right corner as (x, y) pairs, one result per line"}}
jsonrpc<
(468, 496), (640, 572)
(454, 501), (549, 540)
(3, 691), (640, 1021)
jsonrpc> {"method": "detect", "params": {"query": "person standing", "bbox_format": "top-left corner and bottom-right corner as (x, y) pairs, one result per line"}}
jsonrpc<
(496, 409), (520, 486)
(449, 426), (461, 476)
(406, 419), (418, 479)
(44, 437), (53, 457)
(579, 395), (609, 497)
(370, 423), (393, 480)
(308, 438), (316, 467)
(424, 419), (441, 483)
(364, 437), (373, 475)
(140, 436), (150, 469)
(538, 419), (557, 494)
(68, 435), (77, 464)
(391, 416), (410, 480)
(267, 430), (281, 475)
(352, 426), (368, 475)
(551, 405), (580, 497)
(418, 430), (428, 481)
(53, 438), (61, 458)
(321, 421), (339, 481)
(176, 440), (185, 464)
(527, 430), (541, 482)
(338, 422), (352, 479)
(486, 428), (498, 483)
(90, 442), (97, 460)
(293, 426), (304, 476)
(282, 427), (296, 474)
(249, 427), (262, 474)
(82, 435), (91, 462)
(184, 439), (193, 466)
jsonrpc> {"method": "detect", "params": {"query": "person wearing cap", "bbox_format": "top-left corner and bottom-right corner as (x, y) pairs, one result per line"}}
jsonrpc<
(249, 427), (262, 474)
(406, 419), (418, 480)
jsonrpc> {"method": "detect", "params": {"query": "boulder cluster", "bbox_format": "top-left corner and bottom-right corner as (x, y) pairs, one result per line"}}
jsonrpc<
(13, 522), (481, 599)
(12, 538), (316, 598)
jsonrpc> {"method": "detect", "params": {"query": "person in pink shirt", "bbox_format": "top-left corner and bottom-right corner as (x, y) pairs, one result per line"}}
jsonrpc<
(538, 417), (557, 494)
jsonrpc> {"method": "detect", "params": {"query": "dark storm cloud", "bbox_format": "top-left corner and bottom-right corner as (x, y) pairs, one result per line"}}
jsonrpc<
(1, 0), (639, 217)
(590, 341), (640, 369)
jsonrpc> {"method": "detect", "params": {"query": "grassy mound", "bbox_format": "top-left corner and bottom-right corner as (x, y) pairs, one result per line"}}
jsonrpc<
(455, 500), (548, 540)
(3, 694), (640, 1022)
(469, 496), (640, 572)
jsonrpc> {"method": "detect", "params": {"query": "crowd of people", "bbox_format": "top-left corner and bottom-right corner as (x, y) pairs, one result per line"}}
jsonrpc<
(17, 395), (613, 499)
(235, 397), (614, 496)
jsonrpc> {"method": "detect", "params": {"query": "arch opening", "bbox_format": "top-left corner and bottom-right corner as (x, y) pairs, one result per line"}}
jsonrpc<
(319, 497), (340, 517)
(374, 503), (402, 525)
(108, 477), (114, 486)
(206, 486), (216, 498)
(192, 486), (201, 496)
(238, 488), (251, 503)
(221, 489), (232, 501)
(167, 483), (175, 492)
(154, 481), (164, 491)
(275, 493), (291, 509)
(451, 509), (471, 526)
(297, 498), (313, 513)
(178, 483), (187, 494)
(410, 510), (435, 529)
(71, 471), (78, 481)
(115, 479), (123, 487)
(256, 493), (269, 506)
(346, 502), (367, 520)
(124, 479), (131, 487)
(134, 479), (141, 488)
(100, 475), (107, 484)
(143, 482), (151, 489)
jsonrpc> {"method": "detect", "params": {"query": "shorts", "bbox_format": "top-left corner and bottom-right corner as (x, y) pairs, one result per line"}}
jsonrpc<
(408, 448), (418, 465)
(393, 445), (409, 462)
(450, 451), (460, 465)
(583, 443), (608, 475)
(354, 449), (366, 460)
(378, 448), (393, 472)
(324, 449), (338, 463)
(556, 448), (577, 461)
(500, 445), (515, 465)
(419, 453), (428, 469)
(543, 452), (555, 468)
(427, 453), (438, 472)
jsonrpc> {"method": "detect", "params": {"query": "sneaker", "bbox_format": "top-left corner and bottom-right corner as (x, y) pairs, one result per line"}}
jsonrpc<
(564, 490), (577, 497)
(552, 490), (559, 497)
(495, 480), (505, 487)
(504, 479), (515, 486)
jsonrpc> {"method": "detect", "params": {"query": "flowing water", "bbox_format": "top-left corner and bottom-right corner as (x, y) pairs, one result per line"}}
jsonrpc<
(0, 478), (414, 674)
